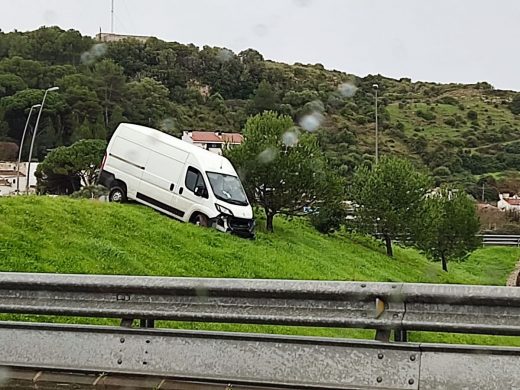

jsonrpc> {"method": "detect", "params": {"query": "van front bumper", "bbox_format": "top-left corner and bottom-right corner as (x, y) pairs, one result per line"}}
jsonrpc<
(214, 215), (256, 238)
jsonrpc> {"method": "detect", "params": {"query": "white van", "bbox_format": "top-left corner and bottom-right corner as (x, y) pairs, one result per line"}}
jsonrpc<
(98, 123), (255, 237)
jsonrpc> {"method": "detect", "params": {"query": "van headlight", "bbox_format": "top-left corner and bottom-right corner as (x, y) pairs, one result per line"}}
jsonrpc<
(215, 203), (234, 216)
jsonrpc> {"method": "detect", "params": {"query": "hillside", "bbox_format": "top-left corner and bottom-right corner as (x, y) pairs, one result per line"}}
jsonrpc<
(0, 195), (517, 284)
(1, 27), (520, 200)
(2, 196), (520, 345)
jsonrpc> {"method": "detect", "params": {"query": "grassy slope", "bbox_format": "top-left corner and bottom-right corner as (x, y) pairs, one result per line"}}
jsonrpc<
(1, 196), (519, 344)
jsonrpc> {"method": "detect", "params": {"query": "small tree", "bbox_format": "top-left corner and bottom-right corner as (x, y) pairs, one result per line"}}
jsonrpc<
(510, 94), (520, 115)
(36, 139), (106, 194)
(247, 81), (278, 115)
(226, 111), (340, 232)
(414, 188), (481, 272)
(350, 157), (431, 256)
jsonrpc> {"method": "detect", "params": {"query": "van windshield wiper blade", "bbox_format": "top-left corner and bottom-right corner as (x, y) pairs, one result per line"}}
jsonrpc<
(225, 199), (248, 206)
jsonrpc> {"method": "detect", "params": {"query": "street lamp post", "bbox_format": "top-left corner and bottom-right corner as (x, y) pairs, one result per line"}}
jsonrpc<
(373, 83), (379, 164)
(16, 104), (41, 194)
(25, 87), (59, 194)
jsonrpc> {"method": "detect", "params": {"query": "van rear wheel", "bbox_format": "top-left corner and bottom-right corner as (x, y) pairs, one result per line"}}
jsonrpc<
(109, 186), (127, 203)
(193, 213), (209, 227)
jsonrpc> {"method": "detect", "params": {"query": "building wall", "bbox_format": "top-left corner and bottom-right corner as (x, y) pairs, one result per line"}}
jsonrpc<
(95, 33), (151, 43)
(0, 162), (38, 195)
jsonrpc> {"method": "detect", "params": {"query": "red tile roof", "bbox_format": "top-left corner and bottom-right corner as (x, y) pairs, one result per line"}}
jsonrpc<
(222, 133), (243, 144)
(190, 131), (222, 143)
(506, 199), (520, 206)
(189, 131), (243, 144)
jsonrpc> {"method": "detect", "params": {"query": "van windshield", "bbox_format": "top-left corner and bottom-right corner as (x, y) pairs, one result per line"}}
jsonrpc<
(206, 172), (248, 206)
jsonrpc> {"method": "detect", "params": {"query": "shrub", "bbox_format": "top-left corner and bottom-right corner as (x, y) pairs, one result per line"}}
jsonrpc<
(416, 110), (436, 121)
(71, 185), (108, 199)
(433, 166), (451, 177)
(510, 94), (520, 115)
(436, 96), (459, 106)
(444, 118), (457, 127)
(467, 110), (478, 121)
(309, 202), (349, 234)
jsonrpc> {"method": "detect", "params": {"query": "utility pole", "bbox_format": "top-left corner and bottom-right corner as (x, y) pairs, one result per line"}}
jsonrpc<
(373, 84), (379, 164)
(111, 0), (114, 33)
(482, 182), (485, 202)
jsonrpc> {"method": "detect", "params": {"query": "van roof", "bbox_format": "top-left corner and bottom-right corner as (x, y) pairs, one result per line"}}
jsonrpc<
(115, 123), (237, 175)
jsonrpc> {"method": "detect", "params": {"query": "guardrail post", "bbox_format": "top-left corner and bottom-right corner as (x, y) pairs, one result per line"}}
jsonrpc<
(394, 329), (408, 342)
(139, 319), (155, 328)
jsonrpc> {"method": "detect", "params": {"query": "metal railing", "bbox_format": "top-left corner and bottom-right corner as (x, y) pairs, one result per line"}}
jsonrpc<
(1, 272), (520, 389)
(481, 234), (520, 246)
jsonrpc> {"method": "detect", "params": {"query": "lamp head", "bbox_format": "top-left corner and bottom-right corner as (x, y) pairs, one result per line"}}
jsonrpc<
(47, 86), (59, 92)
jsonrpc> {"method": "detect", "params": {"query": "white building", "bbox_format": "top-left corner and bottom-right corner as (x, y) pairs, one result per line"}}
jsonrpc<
(0, 162), (39, 196)
(497, 193), (520, 212)
(181, 131), (243, 155)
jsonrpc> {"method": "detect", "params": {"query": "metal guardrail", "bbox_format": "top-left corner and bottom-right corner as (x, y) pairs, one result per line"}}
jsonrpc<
(0, 272), (519, 337)
(481, 234), (520, 246)
(0, 272), (520, 389)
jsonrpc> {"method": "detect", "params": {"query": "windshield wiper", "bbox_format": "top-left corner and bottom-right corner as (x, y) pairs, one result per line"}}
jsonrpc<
(222, 198), (248, 206)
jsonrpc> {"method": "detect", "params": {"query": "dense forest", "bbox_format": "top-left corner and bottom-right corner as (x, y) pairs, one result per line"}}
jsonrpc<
(1, 26), (520, 200)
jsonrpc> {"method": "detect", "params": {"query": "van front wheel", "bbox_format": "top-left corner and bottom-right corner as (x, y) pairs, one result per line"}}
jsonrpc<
(109, 186), (127, 203)
(192, 213), (209, 227)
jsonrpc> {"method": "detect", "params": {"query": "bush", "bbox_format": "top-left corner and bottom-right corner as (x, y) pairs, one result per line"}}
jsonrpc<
(309, 202), (349, 234)
(510, 94), (520, 115)
(71, 185), (108, 199)
(433, 166), (451, 177)
(416, 110), (436, 121)
(467, 110), (478, 121)
(436, 96), (459, 106)
(444, 118), (457, 127)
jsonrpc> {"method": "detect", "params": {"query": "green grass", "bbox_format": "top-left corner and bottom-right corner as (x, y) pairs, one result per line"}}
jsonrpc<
(1, 196), (519, 345)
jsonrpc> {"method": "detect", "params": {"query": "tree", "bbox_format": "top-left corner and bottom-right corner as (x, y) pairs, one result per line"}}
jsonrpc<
(414, 188), (481, 272)
(123, 77), (173, 127)
(247, 80), (278, 115)
(226, 111), (340, 232)
(350, 157), (431, 256)
(510, 94), (520, 115)
(35, 139), (106, 194)
(0, 141), (18, 160)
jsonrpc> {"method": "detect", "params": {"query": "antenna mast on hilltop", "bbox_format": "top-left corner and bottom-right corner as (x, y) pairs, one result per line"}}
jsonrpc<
(111, 0), (114, 33)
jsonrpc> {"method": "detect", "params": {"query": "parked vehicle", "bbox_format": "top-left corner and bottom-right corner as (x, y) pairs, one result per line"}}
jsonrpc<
(98, 123), (255, 237)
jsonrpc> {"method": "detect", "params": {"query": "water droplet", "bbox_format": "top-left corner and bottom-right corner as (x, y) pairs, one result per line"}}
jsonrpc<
(293, 0), (312, 6)
(253, 24), (268, 37)
(159, 117), (176, 134)
(282, 129), (299, 147)
(257, 148), (278, 164)
(0, 367), (11, 385)
(338, 82), (358, 97)
(80, 43), (107, 65)
(216, 48), (234, 63)
(299, 112), (324, 132)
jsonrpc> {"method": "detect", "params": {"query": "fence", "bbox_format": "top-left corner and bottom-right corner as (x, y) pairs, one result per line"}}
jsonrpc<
(481, 234), (520, 246)
(0, 272), (520, 389)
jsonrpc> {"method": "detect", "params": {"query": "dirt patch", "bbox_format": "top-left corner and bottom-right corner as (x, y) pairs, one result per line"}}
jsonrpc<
(506, 259), (520, 286)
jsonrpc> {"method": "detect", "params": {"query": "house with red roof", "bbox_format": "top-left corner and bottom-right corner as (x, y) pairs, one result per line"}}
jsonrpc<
(181, 131), (244, 155)
(498, 193), (520, 212)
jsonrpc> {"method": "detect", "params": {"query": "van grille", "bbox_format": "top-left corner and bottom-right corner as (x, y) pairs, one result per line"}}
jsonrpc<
(229, 217), (254, 231)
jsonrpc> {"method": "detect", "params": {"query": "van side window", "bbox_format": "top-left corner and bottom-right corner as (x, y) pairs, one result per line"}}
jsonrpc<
(185, 167), (208, 198)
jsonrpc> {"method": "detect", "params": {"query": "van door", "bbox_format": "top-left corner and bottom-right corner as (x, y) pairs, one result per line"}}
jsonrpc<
(176, 166), (213, 218)
(108, 136), (149, 198)
(137, 150), (186, 219)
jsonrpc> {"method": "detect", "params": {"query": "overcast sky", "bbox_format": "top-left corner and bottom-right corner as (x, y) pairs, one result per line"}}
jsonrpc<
(1, 0), (519, 91)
